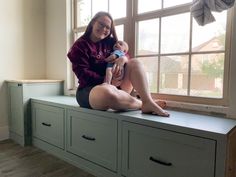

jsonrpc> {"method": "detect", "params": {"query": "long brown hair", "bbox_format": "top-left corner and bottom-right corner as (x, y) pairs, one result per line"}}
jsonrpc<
(83, 11), (118, 42)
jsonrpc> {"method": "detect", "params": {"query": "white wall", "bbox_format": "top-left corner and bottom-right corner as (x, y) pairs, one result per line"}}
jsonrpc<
(45, 0), (71, 86)
(0, 0), (46, 139)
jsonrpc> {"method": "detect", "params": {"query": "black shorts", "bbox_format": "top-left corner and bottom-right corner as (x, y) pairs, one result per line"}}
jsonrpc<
(76, 86), (94, 109)
(76, 85), (123, 109)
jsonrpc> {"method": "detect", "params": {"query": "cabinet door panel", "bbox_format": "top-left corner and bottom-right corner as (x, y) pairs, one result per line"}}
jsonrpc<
(67, 110), (117, 172)
(32, 103), (64, 149)
(122, 122), (216, 177)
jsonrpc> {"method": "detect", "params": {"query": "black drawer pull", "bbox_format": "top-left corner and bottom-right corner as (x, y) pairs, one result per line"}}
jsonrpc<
(149, 156), (172, 166)
(42, 122), (51, 127)
(82, 135), (96, 141)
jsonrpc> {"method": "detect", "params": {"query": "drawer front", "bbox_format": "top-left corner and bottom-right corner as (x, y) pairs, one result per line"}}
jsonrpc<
(32, 103), (64, 149)
(122, 122), (216, 177)
(67, 110), (117, 171)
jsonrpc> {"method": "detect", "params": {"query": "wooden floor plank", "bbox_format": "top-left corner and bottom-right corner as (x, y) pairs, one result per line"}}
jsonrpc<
(0, 140), (96, 177)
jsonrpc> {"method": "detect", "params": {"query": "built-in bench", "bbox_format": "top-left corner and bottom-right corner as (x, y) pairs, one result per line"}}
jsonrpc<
(31, 95), (236, 177)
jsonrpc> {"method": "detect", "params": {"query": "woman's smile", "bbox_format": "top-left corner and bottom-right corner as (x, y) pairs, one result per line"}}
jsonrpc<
(91, 16), (112, 42)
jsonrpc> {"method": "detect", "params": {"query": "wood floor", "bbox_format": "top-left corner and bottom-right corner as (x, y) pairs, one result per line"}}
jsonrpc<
(0, 139), (96, 177)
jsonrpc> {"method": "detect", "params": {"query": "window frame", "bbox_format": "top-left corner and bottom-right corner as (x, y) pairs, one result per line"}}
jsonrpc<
(70, 0), (233, 107)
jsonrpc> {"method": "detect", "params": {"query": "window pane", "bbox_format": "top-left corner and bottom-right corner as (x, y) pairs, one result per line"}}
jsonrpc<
(137, 19), (159, 55)
(161, 13), (190, 54)
(137, 57), (159, 93)
(75, 32), (83, 40)
(76, 0), (91, 27)
(92, 0), (108, 16)
(192, 11), (227, 52)
(109, 0), (126, 19)
(190, 53), (224, 98)
(138, 0), (161, 14)
(163, 0), (192, 8)
(159, 55), (189, 95)
(115, 25), (124, 41)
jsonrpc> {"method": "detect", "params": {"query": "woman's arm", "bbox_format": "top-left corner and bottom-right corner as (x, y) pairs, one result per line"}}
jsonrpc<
(67, 44), (104, 86)
(110, 55), (129, 87)
(112, 55), (128, 75)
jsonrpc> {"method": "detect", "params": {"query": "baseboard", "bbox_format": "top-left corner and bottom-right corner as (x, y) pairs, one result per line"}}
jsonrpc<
(0, 126), (9, 141)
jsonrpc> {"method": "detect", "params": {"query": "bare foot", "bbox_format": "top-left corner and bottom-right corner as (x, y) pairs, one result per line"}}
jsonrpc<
(141, 101), (169, 117)
(154, 100), (167, 109)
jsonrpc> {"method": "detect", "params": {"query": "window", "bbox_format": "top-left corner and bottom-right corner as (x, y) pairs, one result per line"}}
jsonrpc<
(71, 0), (233, 106)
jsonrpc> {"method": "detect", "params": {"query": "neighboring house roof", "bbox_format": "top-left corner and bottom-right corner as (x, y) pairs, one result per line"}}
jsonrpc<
(192, 36), (224, 52)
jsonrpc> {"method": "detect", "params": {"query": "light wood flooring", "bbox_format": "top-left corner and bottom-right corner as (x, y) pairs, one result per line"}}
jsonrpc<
(0, 139), (96, 177)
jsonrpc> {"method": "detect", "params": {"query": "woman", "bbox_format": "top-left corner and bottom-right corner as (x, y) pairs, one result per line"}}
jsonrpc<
(67, 11), (169, 117)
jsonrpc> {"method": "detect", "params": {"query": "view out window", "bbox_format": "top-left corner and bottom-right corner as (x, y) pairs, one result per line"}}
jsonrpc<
(72, 0), (231, 106)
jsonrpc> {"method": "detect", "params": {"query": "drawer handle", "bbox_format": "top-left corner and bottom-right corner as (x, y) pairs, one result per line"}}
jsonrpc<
(149, 156), (172, 166)
(82, 135), (96, 141)
(42, 122), (51, 127)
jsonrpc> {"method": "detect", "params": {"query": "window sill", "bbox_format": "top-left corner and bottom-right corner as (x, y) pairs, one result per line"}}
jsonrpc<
(166, 100), (228, 117)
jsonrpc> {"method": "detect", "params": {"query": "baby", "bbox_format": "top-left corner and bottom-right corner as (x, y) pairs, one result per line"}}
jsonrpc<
(105, 40), (129, 84)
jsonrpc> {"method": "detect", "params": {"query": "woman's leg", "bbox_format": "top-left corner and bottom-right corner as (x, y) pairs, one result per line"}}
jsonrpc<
(120, 59), (169, 116)
(89, 83), (142, 110)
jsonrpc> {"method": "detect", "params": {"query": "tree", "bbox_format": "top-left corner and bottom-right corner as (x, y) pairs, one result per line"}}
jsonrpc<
(201, 33), (224, 79)
(201, 55), (224, 78)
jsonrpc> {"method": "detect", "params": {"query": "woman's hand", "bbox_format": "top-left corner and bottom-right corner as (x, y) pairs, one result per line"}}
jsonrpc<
(112, 56), (128, 75)
(110, 56), (128, 86)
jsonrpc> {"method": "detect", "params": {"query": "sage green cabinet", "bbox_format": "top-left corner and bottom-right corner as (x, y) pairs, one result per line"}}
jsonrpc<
(7, 80), (63, 146)
(67, 109), (118, 172)
(32, 103), (65, 149)
(30, 96), (236, 177)
(122, 122), (216, 177)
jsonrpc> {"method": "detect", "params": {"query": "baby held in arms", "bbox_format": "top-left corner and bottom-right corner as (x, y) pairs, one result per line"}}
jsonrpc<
(104, 40), (129, 85)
